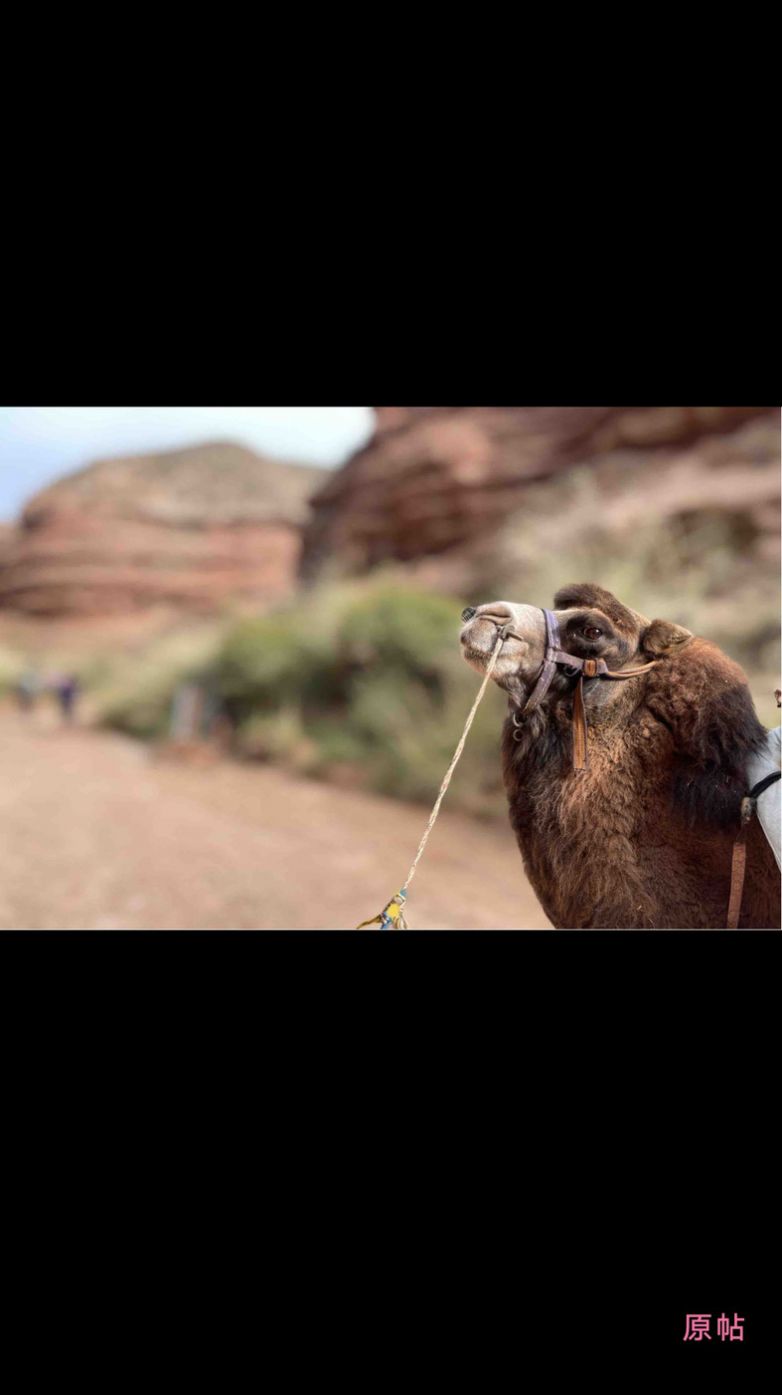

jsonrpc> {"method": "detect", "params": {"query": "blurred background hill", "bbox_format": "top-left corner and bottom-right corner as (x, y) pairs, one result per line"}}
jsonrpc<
(302, 406), (772, 579)
(0, 406), (778, 928)
(0, 441), (324, 618)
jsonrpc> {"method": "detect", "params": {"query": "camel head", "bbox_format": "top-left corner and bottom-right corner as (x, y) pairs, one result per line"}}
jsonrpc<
(459, 582), (692, 709)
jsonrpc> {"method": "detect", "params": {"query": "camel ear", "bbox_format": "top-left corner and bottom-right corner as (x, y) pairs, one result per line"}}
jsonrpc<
(642, 618), (693, 656)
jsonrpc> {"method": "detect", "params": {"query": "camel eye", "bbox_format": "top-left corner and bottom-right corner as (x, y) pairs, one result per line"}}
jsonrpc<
(583, 625), (602, 640)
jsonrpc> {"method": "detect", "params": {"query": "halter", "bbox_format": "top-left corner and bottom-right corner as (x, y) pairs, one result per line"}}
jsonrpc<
(492, 608), (657, 771)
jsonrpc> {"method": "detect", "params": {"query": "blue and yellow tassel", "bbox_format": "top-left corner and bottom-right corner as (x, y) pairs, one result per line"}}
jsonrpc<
(356, 889), (408, 930)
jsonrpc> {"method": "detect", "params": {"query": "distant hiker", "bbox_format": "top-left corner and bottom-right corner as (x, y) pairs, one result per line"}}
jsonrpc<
(170, 682), (203, 741)
(55, 673), (80, 724)
(15, 670), (40, 713)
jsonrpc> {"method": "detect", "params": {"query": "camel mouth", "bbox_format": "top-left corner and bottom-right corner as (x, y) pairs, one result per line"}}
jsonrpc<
(460, 617), (497, 672)
(459, 621), (497, 666)
(461, 639), (491, 667)
(460, 625), (529, 690)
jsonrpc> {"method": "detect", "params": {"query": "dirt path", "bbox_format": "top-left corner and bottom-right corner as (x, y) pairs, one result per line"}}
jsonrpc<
(0, 707), (550, 930)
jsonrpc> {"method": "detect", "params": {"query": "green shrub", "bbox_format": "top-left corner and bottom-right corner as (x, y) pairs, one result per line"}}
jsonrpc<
(211, 582), (510, 814)
(232, 708), (321, 771)
(338, 587), (459, 680)
(94, 626), (223, 740)
(217, 612), (336, 718)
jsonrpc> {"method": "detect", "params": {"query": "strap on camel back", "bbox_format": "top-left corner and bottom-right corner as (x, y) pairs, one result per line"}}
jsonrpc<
(727, 722), (781, 927)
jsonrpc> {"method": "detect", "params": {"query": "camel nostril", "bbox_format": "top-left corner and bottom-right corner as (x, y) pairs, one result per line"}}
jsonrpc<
(461, 607), (477, 622)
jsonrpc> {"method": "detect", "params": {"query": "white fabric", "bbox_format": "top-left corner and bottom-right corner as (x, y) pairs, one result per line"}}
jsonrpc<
(746, 727), (781, 871)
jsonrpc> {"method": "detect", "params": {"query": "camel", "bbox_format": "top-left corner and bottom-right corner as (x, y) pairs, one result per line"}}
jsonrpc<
(460, 583), (780, 929)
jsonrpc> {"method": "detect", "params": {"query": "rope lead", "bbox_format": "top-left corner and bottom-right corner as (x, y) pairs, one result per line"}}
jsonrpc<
(356, 632), (505, 930)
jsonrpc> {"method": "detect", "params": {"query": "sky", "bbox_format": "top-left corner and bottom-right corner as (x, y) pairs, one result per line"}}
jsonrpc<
(0, 407), (374, 521)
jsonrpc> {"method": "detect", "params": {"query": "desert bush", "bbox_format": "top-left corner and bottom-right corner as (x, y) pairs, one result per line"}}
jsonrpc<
(212, 582), (509, 814)
(94, 626), (224, 740)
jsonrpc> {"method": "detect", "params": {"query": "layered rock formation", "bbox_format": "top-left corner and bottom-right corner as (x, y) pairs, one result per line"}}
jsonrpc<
(0, 442), (324, 617)
(301, 406), (775, 579)
(299, 407), (780, 694)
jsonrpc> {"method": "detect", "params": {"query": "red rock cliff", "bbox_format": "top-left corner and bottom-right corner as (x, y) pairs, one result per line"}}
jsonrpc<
(0, 442), (325, 617)
(301, 406), (774, 579)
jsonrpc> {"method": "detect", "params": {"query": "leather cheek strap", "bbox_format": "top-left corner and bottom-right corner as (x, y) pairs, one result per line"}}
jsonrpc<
(572, 659), (598, 771)
(570, 658), (657, 773)
(572, 674), (589, 771)
(521, 609), (562, 714)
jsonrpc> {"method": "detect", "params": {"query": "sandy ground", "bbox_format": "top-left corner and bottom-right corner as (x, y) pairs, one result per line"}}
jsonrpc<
(0, 705), (550, 930)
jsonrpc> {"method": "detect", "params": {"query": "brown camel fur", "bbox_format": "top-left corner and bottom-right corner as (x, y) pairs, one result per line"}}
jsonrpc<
(460, 583), (780, 929)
